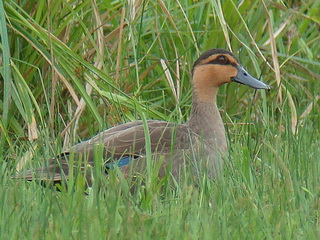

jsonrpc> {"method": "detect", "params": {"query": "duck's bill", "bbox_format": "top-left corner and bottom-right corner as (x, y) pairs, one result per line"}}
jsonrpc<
(231, 66), (270, 90)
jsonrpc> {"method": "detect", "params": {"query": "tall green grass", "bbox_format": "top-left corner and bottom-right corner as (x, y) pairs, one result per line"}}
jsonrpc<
(0, 0), (319, 239)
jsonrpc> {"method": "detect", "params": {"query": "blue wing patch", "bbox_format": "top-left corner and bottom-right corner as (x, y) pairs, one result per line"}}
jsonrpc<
(105, 156), (135, 171)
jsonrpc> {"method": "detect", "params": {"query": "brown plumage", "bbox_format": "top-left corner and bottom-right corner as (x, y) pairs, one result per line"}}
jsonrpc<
(15, 48), (270, 185)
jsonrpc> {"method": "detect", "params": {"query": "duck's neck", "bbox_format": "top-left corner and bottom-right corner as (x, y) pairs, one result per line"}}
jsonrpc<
(186, 87), (227, 152)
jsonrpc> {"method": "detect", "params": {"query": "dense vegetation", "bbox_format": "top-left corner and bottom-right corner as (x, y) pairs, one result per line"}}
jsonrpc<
(0, 0), (319, 239)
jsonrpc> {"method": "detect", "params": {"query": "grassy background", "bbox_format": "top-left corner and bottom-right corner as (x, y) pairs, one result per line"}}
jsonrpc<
(0, 0), (319, 239)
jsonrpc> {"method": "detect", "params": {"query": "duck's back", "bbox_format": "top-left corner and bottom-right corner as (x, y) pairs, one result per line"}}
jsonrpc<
(70, 120), (192, 158)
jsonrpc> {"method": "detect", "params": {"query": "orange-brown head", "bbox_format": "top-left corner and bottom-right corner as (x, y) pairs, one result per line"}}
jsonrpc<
(191, 49), (270, 102)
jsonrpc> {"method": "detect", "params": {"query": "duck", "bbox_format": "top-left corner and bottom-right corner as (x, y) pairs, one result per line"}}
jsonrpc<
(15, 48), (270, 186)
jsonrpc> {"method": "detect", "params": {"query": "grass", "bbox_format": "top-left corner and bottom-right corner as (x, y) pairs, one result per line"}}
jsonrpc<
(1, 0), (319, 239)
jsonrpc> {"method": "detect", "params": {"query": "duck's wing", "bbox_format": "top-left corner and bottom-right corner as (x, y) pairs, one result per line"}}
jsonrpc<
(15, 120), (192, 182)
(71, 120), (191, 158)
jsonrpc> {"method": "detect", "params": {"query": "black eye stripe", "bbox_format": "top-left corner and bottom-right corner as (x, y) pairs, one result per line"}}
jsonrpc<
(207, 58), (228, 65)
(206, 55), (238, 67)
(191, 49), (240, 75)
(218, 55), (228, 63)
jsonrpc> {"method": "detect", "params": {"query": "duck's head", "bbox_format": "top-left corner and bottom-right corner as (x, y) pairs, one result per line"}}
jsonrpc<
(191, 49), (270, 101)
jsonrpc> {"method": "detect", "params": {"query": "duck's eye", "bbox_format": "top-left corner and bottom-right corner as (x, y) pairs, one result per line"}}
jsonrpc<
(217, 55), (228, 64)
